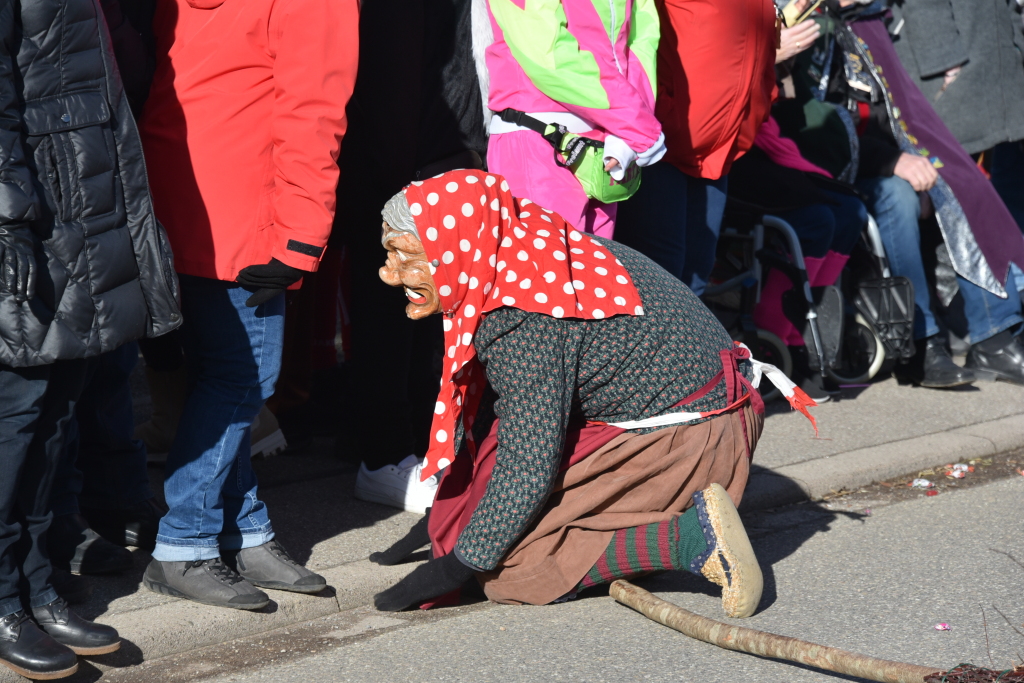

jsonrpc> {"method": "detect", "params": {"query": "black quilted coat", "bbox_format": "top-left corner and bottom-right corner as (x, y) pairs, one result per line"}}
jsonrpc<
(0, 0), (180, 367)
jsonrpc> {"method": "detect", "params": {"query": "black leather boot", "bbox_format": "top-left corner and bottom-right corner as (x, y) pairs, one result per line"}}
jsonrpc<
(917, 335), (975, 388)
(31, 598), (119, 656)
(0, 611), (77, 680)
(965, 330), (1024, 385)
(47, 514), (133, 575)
(81, 498), (167, 551)
(787, 346), (837, 403)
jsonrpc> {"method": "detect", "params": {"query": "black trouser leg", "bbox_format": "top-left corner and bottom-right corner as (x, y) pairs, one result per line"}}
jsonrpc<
(18, 360), (90, 609)
(0, 364), (51, 617)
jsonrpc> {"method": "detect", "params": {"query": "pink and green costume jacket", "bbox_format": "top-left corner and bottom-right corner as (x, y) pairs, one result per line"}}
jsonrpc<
(485, 0), (662, 155)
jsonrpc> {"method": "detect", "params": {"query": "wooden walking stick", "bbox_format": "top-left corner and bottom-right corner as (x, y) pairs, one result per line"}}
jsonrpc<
(610, 580), (942, 683)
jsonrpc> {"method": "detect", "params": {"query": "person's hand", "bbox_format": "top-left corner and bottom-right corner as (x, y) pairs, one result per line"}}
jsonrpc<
(373, 552), (476, 612)
(236, 258), (306, 307)
(893, 153), (939, 192)
(602, 134), (637, 181)
(776, 20), (821, 63)
(0, 224), (36, 303)
(943, 66), (962, 88)
(369, 510), (431, 566)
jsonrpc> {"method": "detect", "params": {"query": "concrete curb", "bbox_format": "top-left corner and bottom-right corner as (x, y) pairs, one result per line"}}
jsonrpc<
(3, 414), (1022, 682)
(740, 413), (1024, 510)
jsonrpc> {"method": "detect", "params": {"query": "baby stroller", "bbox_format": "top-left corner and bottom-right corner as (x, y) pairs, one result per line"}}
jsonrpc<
(702, 200), (914, 400)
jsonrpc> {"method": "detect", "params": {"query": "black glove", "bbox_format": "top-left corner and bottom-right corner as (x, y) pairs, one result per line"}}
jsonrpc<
(373, 551), (475, 612)
(370, 509), (431, 566)
(0, 224), (36, 303)
(236, 258), (305, 307)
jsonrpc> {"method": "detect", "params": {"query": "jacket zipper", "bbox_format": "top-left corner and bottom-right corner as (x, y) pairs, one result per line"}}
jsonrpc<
(609, 0), (623, 74)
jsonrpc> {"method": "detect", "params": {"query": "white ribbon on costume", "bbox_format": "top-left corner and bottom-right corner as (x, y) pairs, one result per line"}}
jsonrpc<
(605, 344), (803, 431)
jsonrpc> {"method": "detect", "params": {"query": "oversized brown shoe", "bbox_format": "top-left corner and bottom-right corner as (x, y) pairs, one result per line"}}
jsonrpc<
(693, 483), (763, 618)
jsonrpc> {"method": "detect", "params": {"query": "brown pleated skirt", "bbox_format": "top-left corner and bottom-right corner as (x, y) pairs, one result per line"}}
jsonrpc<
(479, 405), (762, 606)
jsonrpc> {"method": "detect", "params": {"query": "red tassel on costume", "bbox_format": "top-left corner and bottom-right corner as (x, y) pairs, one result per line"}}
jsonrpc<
(787, 386), (819, 437)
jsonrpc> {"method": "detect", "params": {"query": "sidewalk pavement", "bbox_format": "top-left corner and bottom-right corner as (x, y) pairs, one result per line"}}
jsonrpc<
(4, 376), (1023, 682)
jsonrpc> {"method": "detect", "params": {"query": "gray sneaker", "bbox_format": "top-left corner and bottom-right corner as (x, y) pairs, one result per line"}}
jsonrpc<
(228, 540), (326, 594)
(143, 558), (270, 610)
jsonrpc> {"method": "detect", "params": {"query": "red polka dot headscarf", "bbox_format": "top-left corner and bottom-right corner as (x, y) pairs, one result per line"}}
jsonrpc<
(387, 170), (644, 480)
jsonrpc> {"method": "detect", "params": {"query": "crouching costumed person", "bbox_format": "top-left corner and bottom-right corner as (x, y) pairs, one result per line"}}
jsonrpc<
(370, 170), (781, 617)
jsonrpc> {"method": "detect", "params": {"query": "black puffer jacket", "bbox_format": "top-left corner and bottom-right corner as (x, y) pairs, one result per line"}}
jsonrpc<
(0, 0), (180, 367)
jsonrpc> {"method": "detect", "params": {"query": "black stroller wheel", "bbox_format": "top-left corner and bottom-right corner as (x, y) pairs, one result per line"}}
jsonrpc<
(827, 314), (887, 384)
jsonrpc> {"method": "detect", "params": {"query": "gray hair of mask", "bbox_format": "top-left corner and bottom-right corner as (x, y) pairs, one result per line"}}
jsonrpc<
(381, 191), (420, 245)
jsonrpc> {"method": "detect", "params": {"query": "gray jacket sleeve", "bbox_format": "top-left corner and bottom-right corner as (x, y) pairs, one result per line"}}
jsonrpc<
(900, 0), (970, 78)
(0, 0), (41, 231)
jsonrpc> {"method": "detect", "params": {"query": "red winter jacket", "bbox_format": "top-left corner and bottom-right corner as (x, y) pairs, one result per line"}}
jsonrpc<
(139, 0), (359, 281)
(655, 0), (777, 180)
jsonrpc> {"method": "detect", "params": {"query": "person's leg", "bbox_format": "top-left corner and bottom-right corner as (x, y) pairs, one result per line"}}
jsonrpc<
(858, 176), (975, 387)
(70, 345), (153, 513)
(487, 131), (591, 231)
(614, 161), (690, 281)
(154, 277), (281, 562)
(0, 365), (50, 618)
(65, 343), (166, 552)
(991, 141), (1024, 233)
(753, 202), (836, 347)
(578, 484), (760, 618)
(135, 331), (187, 457)
(46, 351), (135, 573)
(584, 200), (617, 239)
(18, 360), (91, 610)
(808, 190), (867, 288)
(961, 271), (1024, 384)
(959, 276), (1023, 345)
(856, 176), (937, 340)
(682, 174), (729, 296)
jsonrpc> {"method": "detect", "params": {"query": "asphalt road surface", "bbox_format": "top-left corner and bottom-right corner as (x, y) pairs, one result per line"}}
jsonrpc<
(100, 475), (1024, 683)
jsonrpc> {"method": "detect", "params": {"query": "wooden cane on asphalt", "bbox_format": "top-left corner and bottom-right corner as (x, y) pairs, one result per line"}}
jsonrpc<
(610, 580), (942, 683)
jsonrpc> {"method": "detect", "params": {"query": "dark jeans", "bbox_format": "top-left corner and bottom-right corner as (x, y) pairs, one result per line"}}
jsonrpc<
(51, 343), (153, 518)
(0, 360), (90, 618)
(615, 161), (728, 296)
(991, 140), (1024, 233)
(774, 189), (866, 258)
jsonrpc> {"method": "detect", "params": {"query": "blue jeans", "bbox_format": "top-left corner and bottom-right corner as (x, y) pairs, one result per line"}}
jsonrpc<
(0, 360), (89, 617)
(51, 343), (152, 517)
(152, 276), (284, 562)
(857, 175), (1022, 342)
(615, 161), (728, 296)
(774, 189), (866, 258)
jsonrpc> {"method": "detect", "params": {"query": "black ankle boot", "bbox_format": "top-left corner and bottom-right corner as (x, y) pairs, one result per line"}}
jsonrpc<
(909, 335), (975, 388)
(47, 514), (133, 575)
(81, 498), (167, 551)
(0, 611), (77, 680)
(787, 346), (836, 403)
(31, 598), (119, 656)
(965, 330), (1024, 385)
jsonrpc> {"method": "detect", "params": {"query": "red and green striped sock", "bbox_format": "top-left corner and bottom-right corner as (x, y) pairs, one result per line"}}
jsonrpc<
(578, 505), (712, 590)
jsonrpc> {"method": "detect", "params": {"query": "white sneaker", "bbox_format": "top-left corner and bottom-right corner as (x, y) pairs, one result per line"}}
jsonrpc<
(354, 455), (438, 514)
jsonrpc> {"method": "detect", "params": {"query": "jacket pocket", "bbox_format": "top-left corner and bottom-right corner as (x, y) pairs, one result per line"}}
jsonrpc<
(24, 91), (113, 223)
